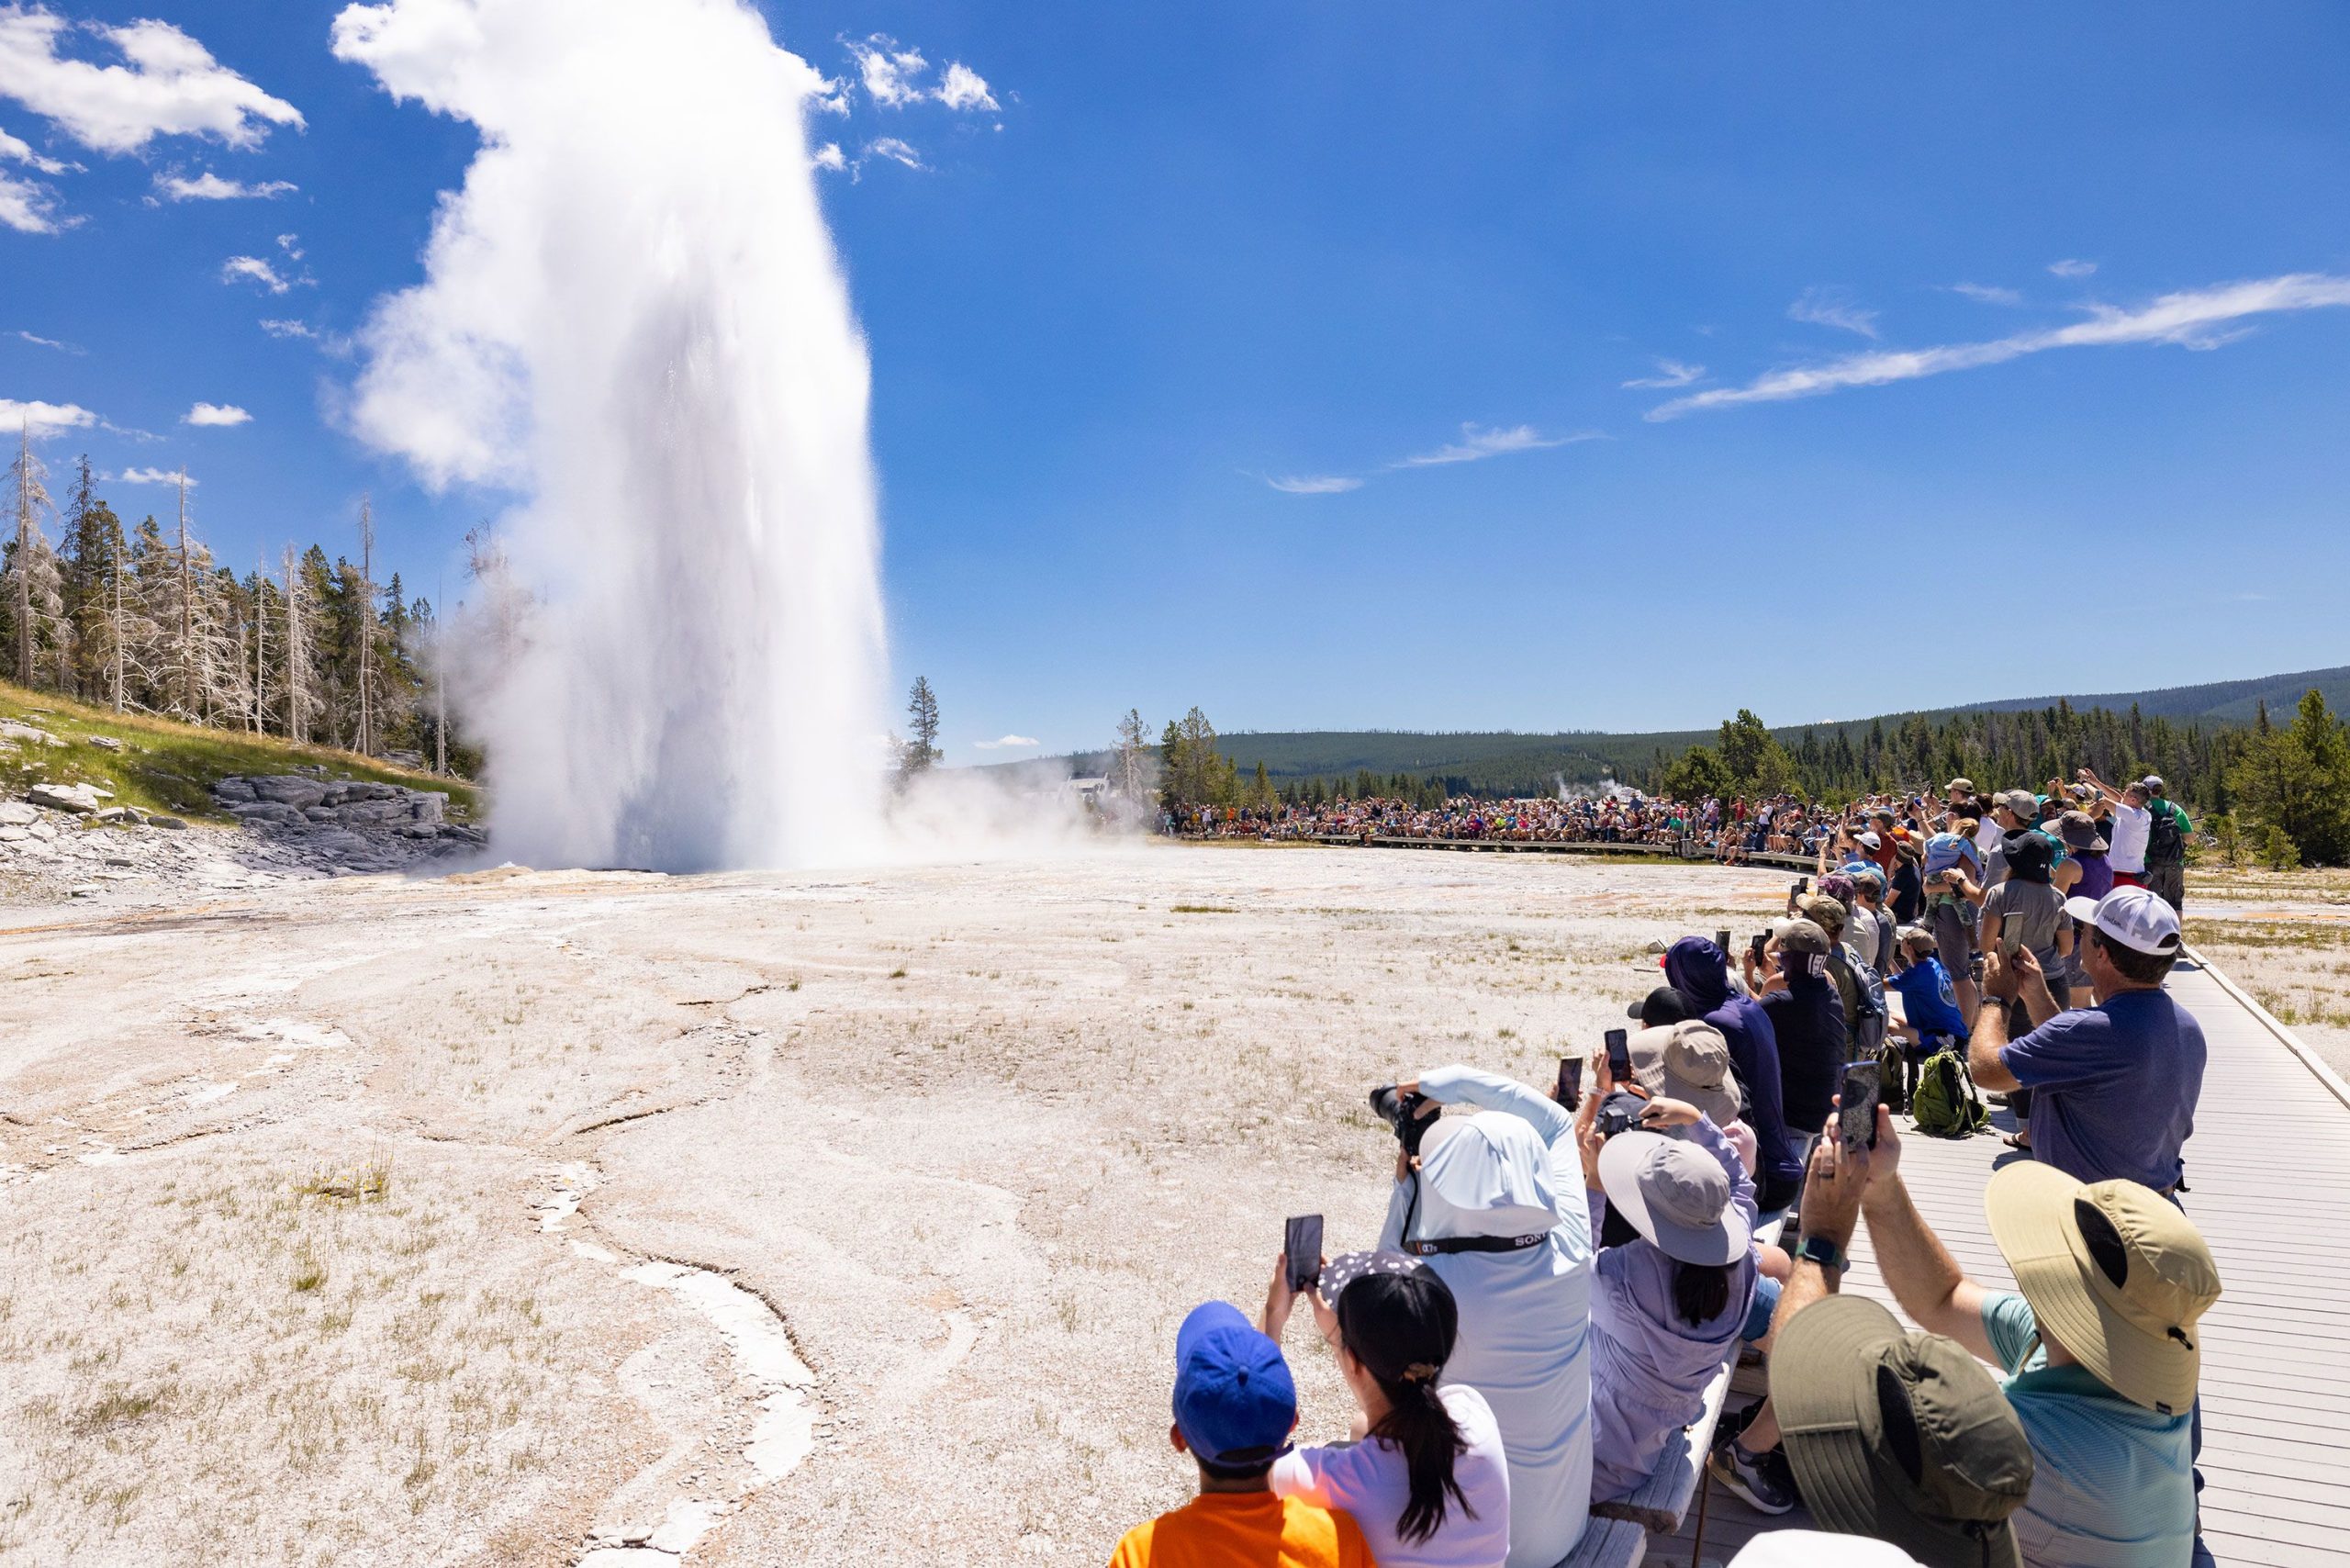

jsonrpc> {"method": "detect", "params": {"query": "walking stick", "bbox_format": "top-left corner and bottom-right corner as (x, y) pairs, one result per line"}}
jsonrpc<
(1689, 1456), (1713, 1568)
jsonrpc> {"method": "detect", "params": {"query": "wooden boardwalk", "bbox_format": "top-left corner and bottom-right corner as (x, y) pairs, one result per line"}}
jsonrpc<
(1647, 957), (2350, 1567)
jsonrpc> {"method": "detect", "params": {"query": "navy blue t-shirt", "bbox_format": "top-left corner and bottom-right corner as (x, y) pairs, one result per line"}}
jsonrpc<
(1887, 958), (1968, 1047)
(2001, 988), (2206, 1190)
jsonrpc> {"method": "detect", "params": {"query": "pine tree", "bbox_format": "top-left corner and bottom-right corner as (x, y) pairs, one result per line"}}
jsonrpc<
(899, 676), (942, 781)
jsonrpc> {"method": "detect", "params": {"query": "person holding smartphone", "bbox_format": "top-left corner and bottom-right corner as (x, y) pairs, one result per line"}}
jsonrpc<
(1260, 1253), (1513, 1568)
(1572, 1051), (1765, 1506)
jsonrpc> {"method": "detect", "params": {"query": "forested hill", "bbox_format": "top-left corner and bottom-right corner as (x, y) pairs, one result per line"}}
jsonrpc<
(1196, 664), (2350, 790)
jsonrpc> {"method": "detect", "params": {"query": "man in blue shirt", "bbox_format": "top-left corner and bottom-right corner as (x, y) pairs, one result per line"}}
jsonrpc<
(1965, 887), (2204, 1194)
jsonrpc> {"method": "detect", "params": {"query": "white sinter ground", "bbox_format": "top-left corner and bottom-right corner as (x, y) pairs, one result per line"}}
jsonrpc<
(0, 844), (1808, 1564)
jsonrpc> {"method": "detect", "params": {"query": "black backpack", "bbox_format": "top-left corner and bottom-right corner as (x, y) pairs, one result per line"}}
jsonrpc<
(2146, 801), (2185, 866)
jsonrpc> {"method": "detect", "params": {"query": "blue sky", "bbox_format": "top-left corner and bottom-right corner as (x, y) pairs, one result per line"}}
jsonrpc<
(6, 3), (2349, 760)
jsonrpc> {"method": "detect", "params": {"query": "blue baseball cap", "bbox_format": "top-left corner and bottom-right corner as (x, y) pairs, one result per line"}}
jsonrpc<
(1171, 1302), (1296, 1467)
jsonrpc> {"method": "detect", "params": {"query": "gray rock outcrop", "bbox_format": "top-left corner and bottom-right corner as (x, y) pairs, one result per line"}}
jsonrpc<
(209, 775), (482, 873)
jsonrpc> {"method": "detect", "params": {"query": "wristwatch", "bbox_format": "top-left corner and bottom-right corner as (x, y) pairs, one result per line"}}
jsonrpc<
(1798, 1234), (1848, 1274)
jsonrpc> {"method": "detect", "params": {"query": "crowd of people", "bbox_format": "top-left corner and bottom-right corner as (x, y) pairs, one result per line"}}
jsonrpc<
(1159, 773), (2199, 923)
(1112, 794), (2217, 1568)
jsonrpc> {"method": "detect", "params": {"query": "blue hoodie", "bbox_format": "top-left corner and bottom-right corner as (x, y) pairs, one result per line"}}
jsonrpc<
(1662, 938), (1800, 1192)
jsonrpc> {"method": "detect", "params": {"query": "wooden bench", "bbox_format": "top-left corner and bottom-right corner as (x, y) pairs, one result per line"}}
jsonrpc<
(1581, 1213), (1788, 1554)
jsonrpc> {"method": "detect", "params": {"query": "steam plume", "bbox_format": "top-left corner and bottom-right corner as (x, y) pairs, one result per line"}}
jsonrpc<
(333, 0), (886, 870)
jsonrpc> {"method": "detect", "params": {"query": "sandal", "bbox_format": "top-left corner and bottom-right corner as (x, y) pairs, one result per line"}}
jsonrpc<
(2002, 1131), (2031, 1150)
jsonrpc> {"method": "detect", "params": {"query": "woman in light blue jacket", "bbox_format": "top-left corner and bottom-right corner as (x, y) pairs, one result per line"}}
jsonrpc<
(1380, 1064), (1595, 1568)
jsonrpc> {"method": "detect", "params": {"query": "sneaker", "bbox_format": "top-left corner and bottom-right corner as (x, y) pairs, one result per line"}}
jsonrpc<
(1709, 1433), (1796, 1515)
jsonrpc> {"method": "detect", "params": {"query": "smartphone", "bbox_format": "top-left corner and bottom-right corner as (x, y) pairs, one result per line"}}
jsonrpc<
(1283, 1215), (1324, 1293)
(1555, 1056), (1583, 1110)
(1838, 1061), (1882, 1151)
(1751, 932), (1770, 965)
(1715, 928), (1731, 955)
(1999, 920), (2024, 958)
(1796, 876), (1811, 895)
(1605, 1027), (1632, 1083)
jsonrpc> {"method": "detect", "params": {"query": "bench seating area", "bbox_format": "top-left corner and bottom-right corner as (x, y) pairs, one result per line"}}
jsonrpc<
(1562, 1211), (1788, 1567)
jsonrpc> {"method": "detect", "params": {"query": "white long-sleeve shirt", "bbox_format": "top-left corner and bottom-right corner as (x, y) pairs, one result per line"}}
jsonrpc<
(1381, 1065), (1595, 1568)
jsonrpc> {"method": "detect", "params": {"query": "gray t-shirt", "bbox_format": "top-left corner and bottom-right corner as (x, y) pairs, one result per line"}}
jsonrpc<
(1983, 879), (2066, 968)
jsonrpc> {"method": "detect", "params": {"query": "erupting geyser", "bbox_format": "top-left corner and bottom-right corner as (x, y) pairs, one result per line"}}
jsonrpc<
(334, 0), (886, 870)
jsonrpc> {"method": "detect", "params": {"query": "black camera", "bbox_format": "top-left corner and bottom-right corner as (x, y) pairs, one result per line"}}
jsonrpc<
(1371, 1085), (1434, 1157)
(1595, 1089), (1651, 1138)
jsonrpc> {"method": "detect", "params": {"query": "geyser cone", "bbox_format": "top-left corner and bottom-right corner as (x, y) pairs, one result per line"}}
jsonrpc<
(336, 0), (887, 870)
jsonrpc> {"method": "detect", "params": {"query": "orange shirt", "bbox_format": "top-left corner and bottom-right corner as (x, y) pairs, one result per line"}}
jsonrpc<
(1108, 1492), (1374, 1568)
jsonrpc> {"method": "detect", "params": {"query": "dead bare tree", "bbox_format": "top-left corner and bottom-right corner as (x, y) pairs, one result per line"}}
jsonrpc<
(9, 420), (63, 687)
(356, 497), (375, 756)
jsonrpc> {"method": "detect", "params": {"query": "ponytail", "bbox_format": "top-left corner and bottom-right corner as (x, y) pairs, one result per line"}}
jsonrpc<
(1369, 1371), (1472, 1543)
(1671, 1259), (1733, 1327)
(1337, 1270), (1477, 1545)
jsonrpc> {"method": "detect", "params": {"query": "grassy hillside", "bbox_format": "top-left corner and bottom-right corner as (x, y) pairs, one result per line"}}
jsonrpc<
(0, 680), (480, 823)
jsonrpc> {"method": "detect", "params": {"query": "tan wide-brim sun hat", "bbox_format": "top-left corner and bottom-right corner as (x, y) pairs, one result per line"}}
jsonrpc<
(1774, 1297), (2031, 1568)
(1983, 1162), (2221, 1417)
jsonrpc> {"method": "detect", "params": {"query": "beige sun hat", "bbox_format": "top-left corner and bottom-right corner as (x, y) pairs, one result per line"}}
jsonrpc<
(1983, 1162), (2221, 1416)
(1628, 1021), (1743, 1130)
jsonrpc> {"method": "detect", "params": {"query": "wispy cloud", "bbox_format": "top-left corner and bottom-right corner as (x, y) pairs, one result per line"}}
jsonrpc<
(0, 9), (301, 154)
(109, 465), (185, 484)
(14, 327), (78, 352)
(2048, 258), (2098, 279)
(154, 169), (294, 201)
(1648, 272), (2350, 420)
(183, 400), (249, 426)
(844, 35), (1000, 113)
(1787, 286), (1879, 340)
(0, 123), (70, 232)
(1394, 422), (1596, 467)
(0, 396), (93, 433)
(864, 136), (923, 172)
(1952, 282), (2022, 307)
(935, 62), (998, 112)
(221, 253), (290, 293)
(972, 734), (1039, 750)
(258, 317), (311, 339)
(1621, 358), (1705, 390)
(1263, 422), (1596, 496)
(811, 140), (845, 173)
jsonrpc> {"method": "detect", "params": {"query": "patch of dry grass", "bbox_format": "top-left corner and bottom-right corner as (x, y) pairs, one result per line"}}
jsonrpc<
(0, 1143), (618, 1563)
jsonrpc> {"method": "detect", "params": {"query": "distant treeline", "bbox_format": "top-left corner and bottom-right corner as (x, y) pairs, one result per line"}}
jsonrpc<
(4, 451), (464, 768)
(1166, 693), (2350, 867)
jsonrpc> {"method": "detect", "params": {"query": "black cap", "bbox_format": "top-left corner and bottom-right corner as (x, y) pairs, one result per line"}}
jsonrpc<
(1628, 985), (1692, 1025)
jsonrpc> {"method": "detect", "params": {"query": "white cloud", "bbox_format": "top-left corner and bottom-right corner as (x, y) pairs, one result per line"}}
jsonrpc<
(14, 328), (75, 351)
(1394, 422), (1595, 467)
(971, 734), (1039, 750)
(934, 62), (997, 112)
(1952, 282), (2022, 306)
(109, 465), (185, 484)
(0, 122), (67, 231)
(1620, 358), (1704, 389)
(0, 396), (93, 433)
(1266, 474), (1361, 494)
(258, 317), (313, 339)
(155, 169), (295, 200)
(0, 121), (65, 172)
(183, 401), (250, 426)
(811, 140), (845, 172)
(1648, 272), (2350, 420)
(864, 136), (922, 172)
(1787, 286), (1880, 340)
(847, 35), (927, 106)
(221, 253), (292, 293)
(2048, 258), (2098, 279)
(0, 7), (301, 154)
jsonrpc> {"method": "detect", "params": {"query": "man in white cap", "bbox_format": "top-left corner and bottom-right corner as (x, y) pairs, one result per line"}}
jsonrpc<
(1381, 1063), (1594, 1568)
(1964, 887), (2204, 1195)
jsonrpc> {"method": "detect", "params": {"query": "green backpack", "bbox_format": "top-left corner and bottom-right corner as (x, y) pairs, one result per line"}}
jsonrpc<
(1910, 1047), (1990, 1137)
